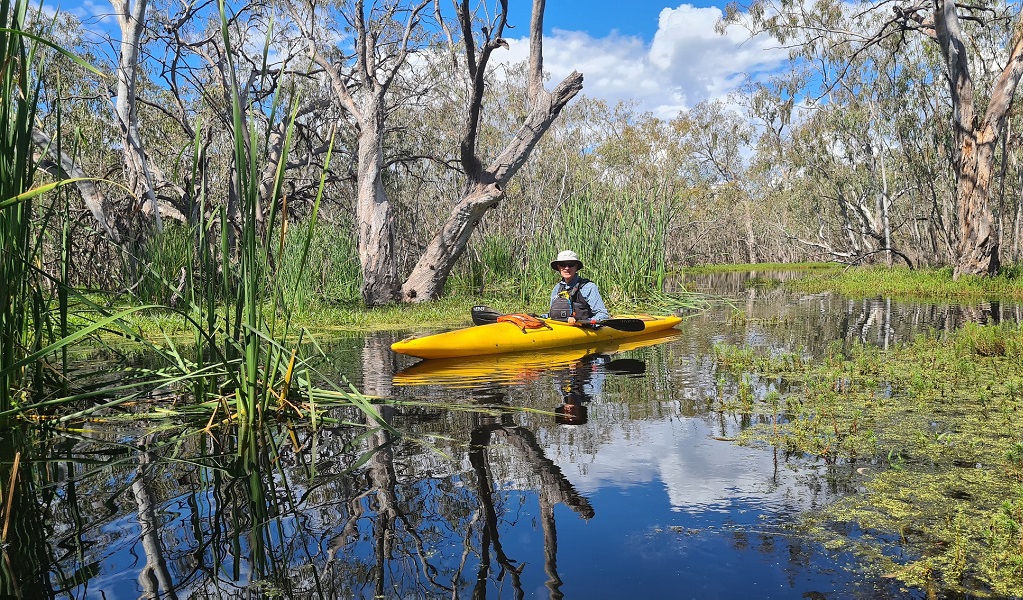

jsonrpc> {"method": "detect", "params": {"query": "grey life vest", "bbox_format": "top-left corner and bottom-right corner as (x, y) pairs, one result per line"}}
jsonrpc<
(550, 278), (593, 321)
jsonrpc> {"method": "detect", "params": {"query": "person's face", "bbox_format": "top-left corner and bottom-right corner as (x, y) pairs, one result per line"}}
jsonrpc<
(555, 262), (579, 279)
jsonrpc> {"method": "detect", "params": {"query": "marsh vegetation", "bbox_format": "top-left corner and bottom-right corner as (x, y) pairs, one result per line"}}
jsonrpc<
(3, 0), (1023, 596)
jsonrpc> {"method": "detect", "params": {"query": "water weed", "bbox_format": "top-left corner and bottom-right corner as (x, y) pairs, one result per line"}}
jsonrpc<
(716, 324), (1023, 596)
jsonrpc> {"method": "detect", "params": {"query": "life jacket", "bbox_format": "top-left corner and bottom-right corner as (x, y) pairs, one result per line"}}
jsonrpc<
(550, 277), (593, 321)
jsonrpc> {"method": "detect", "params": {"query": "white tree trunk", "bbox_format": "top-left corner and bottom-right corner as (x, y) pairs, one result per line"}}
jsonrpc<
(356, 106), (399, 306)
(111, 0), (162, 231)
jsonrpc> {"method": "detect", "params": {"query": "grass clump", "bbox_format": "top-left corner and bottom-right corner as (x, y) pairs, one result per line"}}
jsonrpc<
(788, 265), (1023, 301)
(714, 323), (1023, 597)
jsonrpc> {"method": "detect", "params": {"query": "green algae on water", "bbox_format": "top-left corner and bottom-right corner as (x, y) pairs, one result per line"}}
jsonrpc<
(714, 322), (1023, 597)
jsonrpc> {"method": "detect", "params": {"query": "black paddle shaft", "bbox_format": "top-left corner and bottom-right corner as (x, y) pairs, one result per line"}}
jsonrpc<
(471, 305), (645, 332)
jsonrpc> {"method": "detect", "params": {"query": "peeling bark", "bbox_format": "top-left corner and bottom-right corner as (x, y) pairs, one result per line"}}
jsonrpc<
(928, 0), (1023, 277)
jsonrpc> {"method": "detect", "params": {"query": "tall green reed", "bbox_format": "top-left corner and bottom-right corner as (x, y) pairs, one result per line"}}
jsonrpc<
(275, 220), (361, 309)
(135, 223), (193, 305)
(523, 191), (675, 304)
(213, 0), (297, 431)
(448, 232), (518, 295)
(1, 0), (46, 411)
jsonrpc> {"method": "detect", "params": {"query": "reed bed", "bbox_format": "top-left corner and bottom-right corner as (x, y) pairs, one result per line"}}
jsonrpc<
(525, 192), (673, 302)
(448, 190), (706, 313)
(1, 0), (52, 413)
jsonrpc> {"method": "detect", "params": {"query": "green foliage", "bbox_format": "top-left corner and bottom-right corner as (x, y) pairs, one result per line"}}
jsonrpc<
(448, 233), (519, 295)
(986, 487), (1023, 586)
(276, 221), (361, 309)
(523, 192), (674, 304)
(954, 322), (1023, 359)
(135, 223), (194, 305)
(1, 0), (46, 411)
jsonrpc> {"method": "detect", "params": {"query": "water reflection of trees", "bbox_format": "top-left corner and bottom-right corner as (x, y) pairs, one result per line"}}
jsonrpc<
(11, 284), (1010, 597)
(2, 336), (607, 597)
(699, 284), (1020, 355)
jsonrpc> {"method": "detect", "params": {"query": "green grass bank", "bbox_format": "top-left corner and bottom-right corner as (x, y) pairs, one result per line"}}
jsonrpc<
(784, 264), (1023, 301)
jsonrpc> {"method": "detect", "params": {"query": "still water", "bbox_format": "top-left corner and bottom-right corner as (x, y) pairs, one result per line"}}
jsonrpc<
(4, 272), (1015, 599)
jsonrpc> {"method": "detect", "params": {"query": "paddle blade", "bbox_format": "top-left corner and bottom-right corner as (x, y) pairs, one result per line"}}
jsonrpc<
(599, 318), (645, 332)
(471, 305), (502, 325)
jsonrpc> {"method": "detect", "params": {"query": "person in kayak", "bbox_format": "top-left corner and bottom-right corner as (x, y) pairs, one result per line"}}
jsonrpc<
(545, 250), (610, 326)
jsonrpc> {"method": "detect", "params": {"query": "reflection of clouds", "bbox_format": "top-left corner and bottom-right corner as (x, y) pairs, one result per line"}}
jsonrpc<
(548, 416), (820, 514)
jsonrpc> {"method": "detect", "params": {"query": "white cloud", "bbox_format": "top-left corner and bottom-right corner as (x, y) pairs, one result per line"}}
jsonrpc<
(501, 3), (789, 120)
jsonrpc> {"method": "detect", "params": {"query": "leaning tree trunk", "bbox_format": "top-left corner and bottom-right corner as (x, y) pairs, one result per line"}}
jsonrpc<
(399, 180), (502, 302)
(32, 130), (121, 241)
(400, 0), (583, 302)
(400, 72), (583, 302)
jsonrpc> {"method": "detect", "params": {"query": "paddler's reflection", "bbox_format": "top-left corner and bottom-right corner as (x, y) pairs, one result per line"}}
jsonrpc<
(553, 355), (645, 426)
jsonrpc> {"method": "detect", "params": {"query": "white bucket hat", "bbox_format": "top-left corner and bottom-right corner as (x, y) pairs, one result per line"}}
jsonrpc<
(550, 250), (583, 270)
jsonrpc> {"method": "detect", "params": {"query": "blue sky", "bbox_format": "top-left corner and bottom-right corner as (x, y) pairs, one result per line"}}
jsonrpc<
(542, 1), (668, 39)
(61, 0), (789, 122)
(503, 2), (790, 120)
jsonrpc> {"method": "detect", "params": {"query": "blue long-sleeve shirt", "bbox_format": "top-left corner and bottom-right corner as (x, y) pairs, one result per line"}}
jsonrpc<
(548, 275), (610, 322)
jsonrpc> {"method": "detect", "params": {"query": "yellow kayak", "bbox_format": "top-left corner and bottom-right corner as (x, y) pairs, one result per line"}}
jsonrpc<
(390, 314), (682, 360)
(392, 329), (681, 387)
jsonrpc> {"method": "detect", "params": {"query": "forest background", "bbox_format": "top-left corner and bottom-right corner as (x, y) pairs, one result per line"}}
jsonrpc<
(8, 0), (1023, 313)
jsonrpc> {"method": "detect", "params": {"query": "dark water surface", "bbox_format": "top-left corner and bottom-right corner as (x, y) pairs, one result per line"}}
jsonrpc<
(5, 272), (1017, 599)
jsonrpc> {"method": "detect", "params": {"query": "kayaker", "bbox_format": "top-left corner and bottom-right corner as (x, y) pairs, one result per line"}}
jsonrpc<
(546, 250), (610, 326)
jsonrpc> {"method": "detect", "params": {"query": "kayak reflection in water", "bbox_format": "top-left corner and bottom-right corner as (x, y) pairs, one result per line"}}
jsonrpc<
(553, 355), (646, 425)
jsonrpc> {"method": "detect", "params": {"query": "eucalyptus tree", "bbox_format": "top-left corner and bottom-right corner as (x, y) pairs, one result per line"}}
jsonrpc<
(296, 0), (432, 306)
(111, 0), (164, 232)
(145, 0), (326, 239)
(296, 0), (581, 305)
(399, 0), (584, 302)
(25, 11), (123, 244)
(738, 71), (815, 263)
(722, 0), (1023, 277)
(783, 58), (934, 267)
(670, 100), (762, 263)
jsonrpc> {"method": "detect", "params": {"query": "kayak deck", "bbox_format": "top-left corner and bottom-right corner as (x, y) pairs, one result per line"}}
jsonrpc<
(390, 314), (682, 359)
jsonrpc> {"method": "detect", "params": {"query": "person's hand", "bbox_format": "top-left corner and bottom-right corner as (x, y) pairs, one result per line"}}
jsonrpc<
(567, 316), (577, 325)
